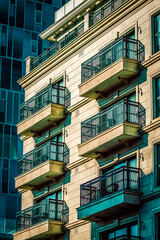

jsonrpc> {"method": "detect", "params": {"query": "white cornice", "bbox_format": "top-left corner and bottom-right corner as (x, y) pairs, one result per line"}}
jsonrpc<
(40, 0), (102, 40)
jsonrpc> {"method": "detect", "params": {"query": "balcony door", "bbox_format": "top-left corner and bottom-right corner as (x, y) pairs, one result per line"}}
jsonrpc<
(102, 156), (137, 195)
(35, 190), (62, 222)
(101, 93), (136, 129)
(52, 79), (64, 105)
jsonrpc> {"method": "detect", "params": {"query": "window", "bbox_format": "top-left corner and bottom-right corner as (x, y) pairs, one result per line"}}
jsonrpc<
(152, 12), (160, 54)
(36, 11), (42, 23)
(0, 98), (5, 122)
(36, 190), (62, 204)
(153, 77), (160, 119)
(155, 144), (160, 187)
(101, 222), (138, 239)
(156, 213), (160, 239)
(31, 33), (38, 54)
(2, 159), (9, 193)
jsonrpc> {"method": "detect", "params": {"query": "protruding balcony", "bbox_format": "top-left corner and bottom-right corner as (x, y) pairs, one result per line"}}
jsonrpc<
(14, 199), (69, 240)
(79, 37), (144, 99)
(31, 23), (84, 70)
(77, 166), (141, 221)
(78, 100), (145, 158)
(17, 84), (70, 136)
(15, 141), (69, 190)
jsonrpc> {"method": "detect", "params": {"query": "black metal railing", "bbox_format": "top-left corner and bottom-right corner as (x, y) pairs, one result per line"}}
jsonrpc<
(81, 37), (144, 83)
(19, 84), (70, 122)
(31, 23), (84, 70)
(89, 0), (128, 27)
(81, 99), (145, 143)
(18, 141), (69, 175)
(16, 199), (69, 231)
(80, 166), (141, 206)
(109, 236), (142, 240)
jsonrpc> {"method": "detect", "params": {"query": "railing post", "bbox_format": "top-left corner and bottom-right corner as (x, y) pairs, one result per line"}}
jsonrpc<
(84, 10), (90, 32)
(25, 56), (35, 74)
(90, 184), (92, 203)
(136, 40), (139, 61)
(111, 0), (114, 11)
(101, 8), (104, 20)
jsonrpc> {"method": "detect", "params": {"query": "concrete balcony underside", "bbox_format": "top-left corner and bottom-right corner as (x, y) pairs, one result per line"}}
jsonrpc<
(17, 103), (66, 136)
(78, 122), (140, 159)
(13, 220), (64, 240)
(79, 58), (139, 99)
(15, 160), (64, 190)
(77, 190), (141, 221)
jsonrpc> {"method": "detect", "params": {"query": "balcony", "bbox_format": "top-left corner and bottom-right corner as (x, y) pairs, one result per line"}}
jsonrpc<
(79, 37), (144, 99)
(31, 23), (84, 70)
(77, 166), (141, 221)
(78, 100), (145, 158)
(17, 84), (70, 136)
(89, 0), (129, 27)
(15, 141), (69, 190)
(14, 199), (68, 240)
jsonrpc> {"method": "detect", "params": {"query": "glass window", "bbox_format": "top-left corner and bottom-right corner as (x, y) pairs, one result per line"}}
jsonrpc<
(7, 92), (13, 123)
(16, 0), (24, 28)
(155, 144), (160, 187)
(156, 213), (160, 239)
(12, 60), (22, 91)
(36, 189), (62, 204)
(1, 32), (7, 56)
(101, 222), (138, 239)
(36, 11), (42, 23)
(36, 3), (42, 10)
(0, 98), (5, 122)
(31, 41), (37, 53)
(153, 77), (160, 119)
(1, 58), (11, 90)
(152, 13), (160, 54)
(0, 0), (9, 24)
(2, 159), (9, 193)
(13, 28), (23, 59)
(0, 125), (3, 156)
(3, 125), (10, 158)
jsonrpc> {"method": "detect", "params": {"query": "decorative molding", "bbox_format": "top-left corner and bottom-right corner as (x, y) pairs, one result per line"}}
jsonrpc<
(140, 51), (160, 69)
(20, 135), (30, 141)
(66, 157), (92, 170)
(141, 189), (160, 202)
(67, 98), (92, 113)
(65, 220), (90, 230)
(141, 118), (160, 133)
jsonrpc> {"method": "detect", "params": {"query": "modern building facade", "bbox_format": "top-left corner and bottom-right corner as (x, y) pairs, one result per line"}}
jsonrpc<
(0, 0), (68, 239)
(14, 0), (160, 239)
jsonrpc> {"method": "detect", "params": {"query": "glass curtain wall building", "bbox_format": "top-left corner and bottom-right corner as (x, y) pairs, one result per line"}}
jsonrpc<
(0, 0), (69, 239)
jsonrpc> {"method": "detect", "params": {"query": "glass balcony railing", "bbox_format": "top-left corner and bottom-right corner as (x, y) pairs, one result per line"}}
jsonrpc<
(16, 199), (69, 232)
(31, 23), (84, 70)
(19, 84), (70, 122)
(81, 99), (145, 143)
(81, 37), (144, 83)
(89, 0), (128, 27)
(18, 141), (69, 175)
(80, 166), (141, 207)
(108, 236), (142, 240)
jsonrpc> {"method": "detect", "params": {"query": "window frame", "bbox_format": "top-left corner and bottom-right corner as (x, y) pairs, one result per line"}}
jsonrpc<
(152, 11), (160, 54)
(153, 76), (160, 119)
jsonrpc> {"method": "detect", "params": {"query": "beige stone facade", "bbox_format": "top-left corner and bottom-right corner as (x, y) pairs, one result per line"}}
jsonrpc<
(14, 0), (160, 239)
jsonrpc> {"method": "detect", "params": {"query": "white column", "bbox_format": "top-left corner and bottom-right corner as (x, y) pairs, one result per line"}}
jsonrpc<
(25, 56), (35, 74)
